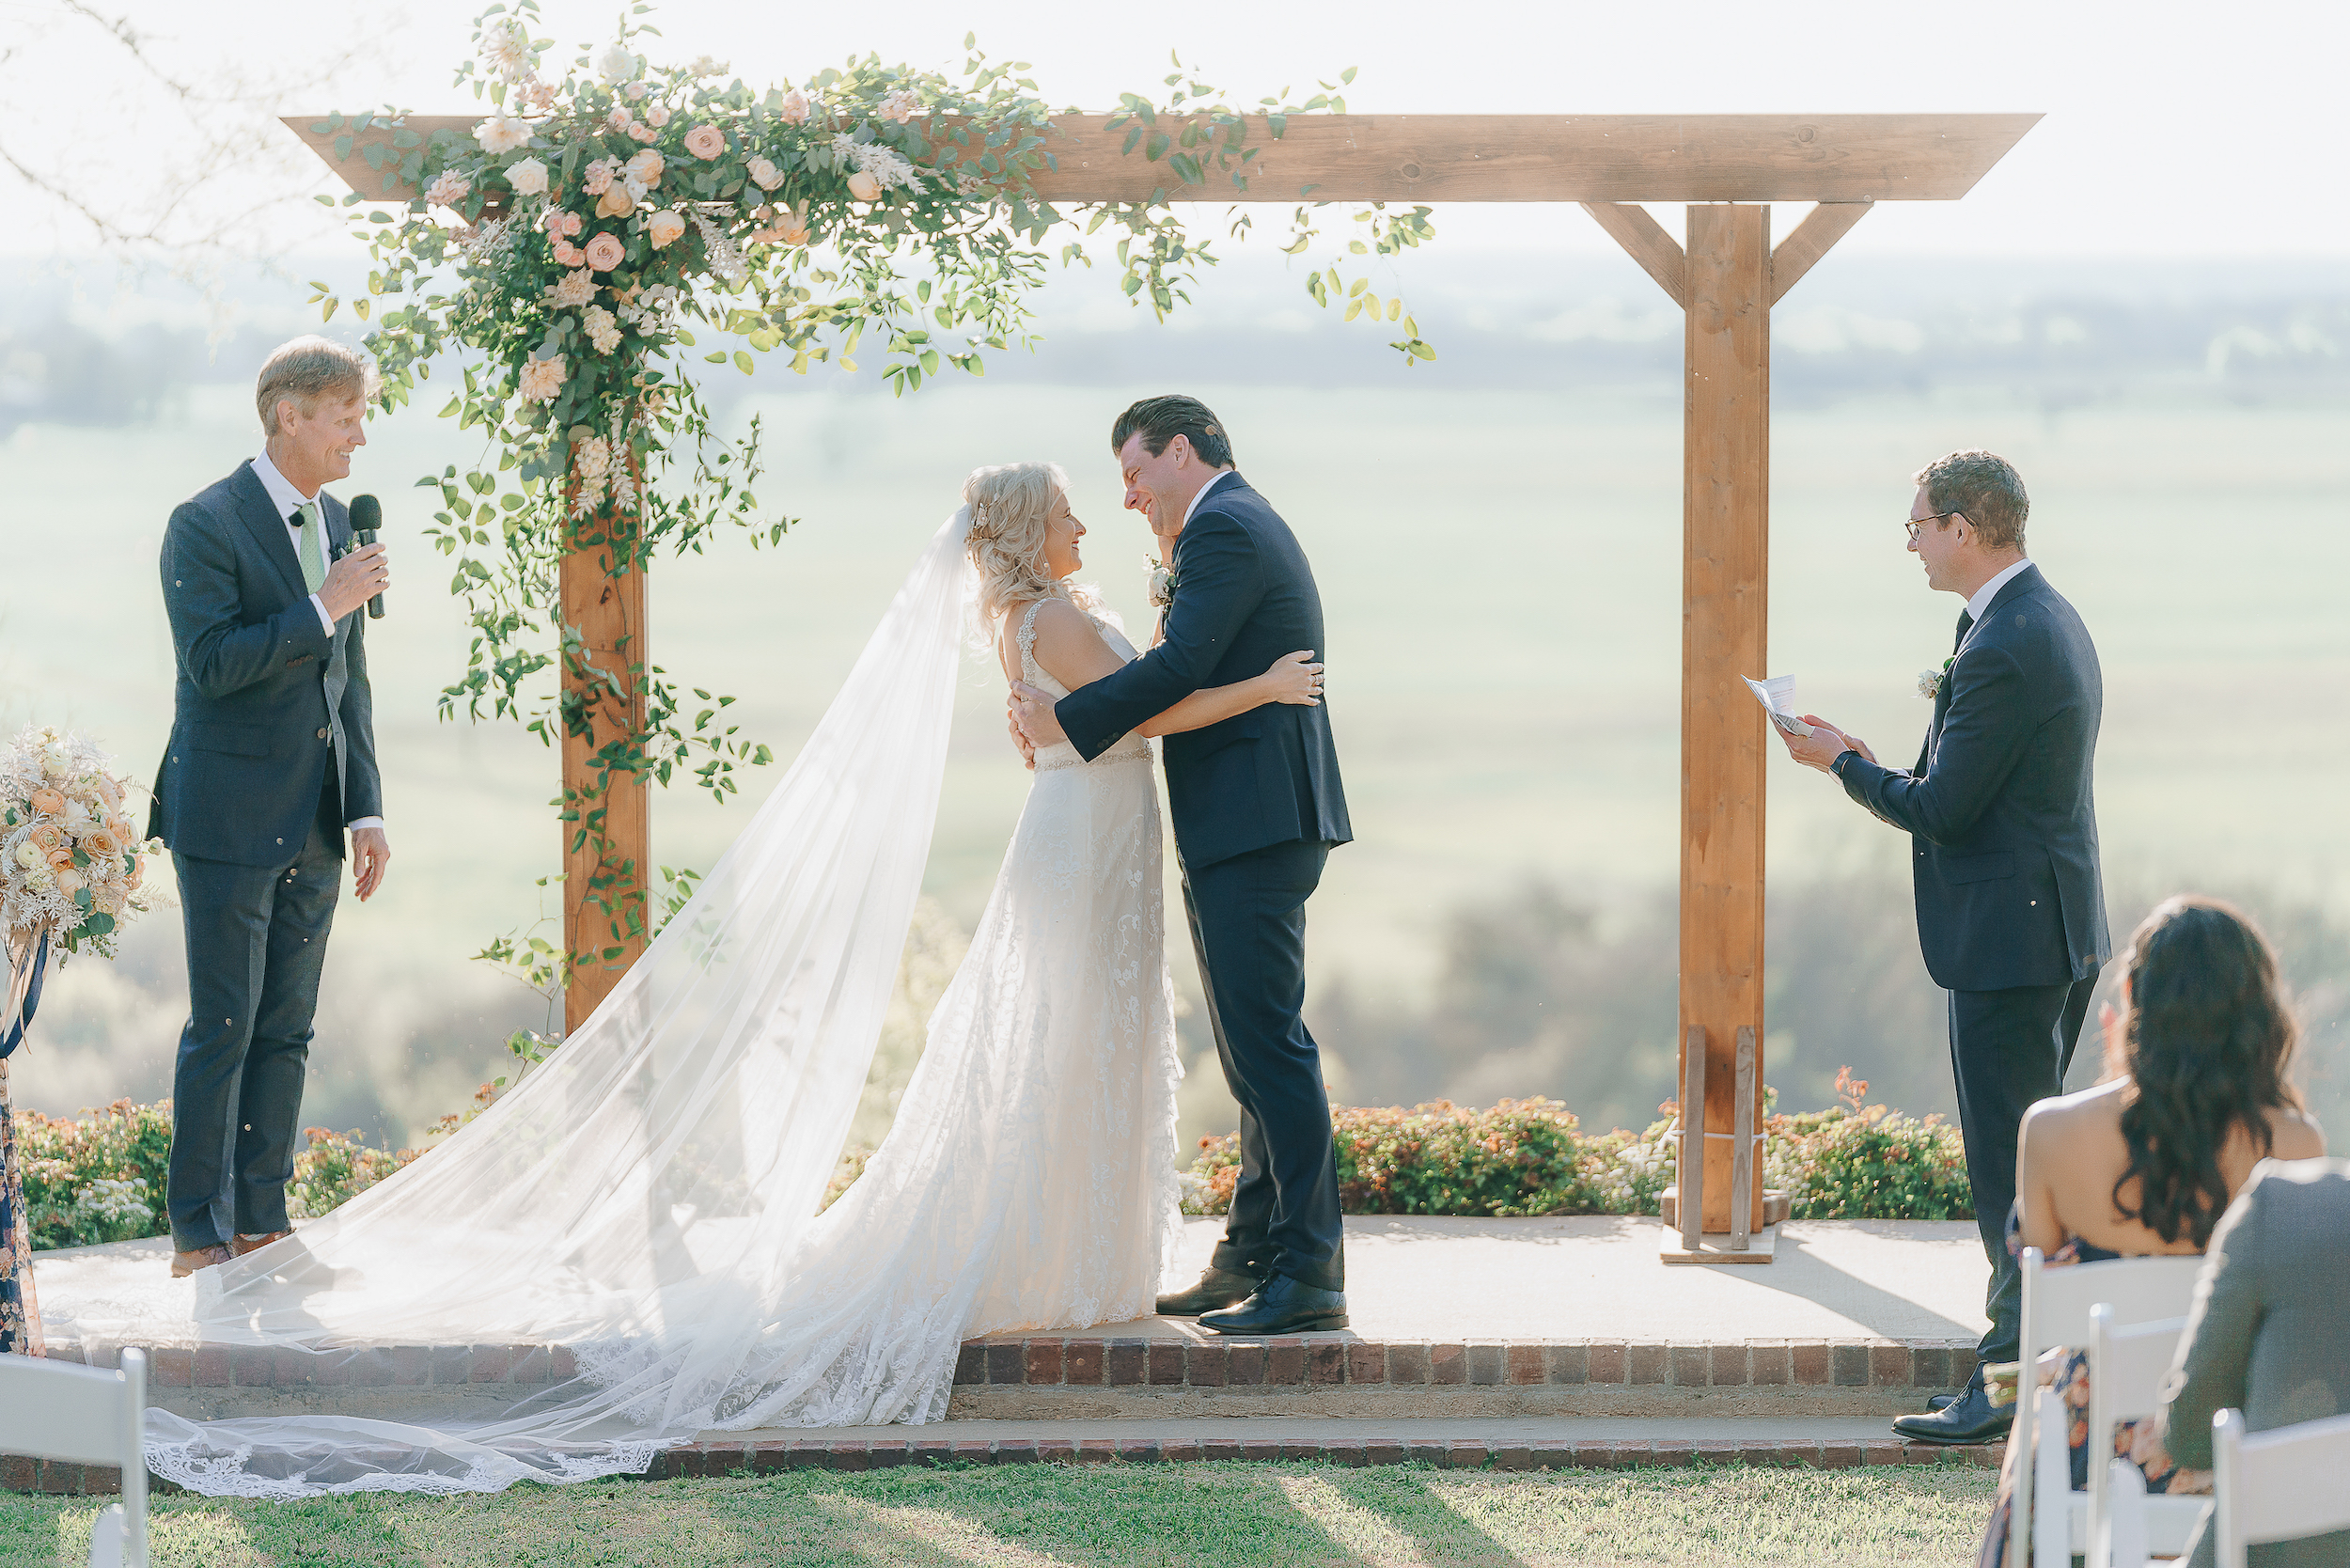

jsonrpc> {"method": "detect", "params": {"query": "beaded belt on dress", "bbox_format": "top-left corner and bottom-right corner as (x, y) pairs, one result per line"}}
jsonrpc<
(1034, 736), (1151, 773)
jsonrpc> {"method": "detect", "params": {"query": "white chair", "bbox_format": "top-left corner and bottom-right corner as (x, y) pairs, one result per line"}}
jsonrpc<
(2213, 1406), (2350, 1568)
(2100, 1458), (2152, 1568)
(2086, 1305), (2215, 1560)
(0, 1348), (149, 1568)
(2006, 1247), (2207, 1568)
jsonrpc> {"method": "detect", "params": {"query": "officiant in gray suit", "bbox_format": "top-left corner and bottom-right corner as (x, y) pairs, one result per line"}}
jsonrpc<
(149, 336), (394, 1278)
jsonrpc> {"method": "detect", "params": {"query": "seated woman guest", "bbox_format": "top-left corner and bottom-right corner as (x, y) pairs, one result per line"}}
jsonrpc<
(1978, 895), (2326, 1567)
(2154, 1154), (2350, 1568)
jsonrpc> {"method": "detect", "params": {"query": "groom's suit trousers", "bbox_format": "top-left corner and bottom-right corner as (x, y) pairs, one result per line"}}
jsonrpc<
(1184, 838), (1345, 1293)
(165, 782), (342, 1251)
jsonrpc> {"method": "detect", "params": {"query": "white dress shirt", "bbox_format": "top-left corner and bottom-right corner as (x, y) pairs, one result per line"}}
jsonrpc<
(251, 451), (384, 834)
(1962, 557), (2035, 635)
(1181, 467), (1240, 529)
(251, 451), (341, 638)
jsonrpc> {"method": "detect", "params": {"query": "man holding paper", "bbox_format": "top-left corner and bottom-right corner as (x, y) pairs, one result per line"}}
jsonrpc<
(1777, 449), (2108, 1447)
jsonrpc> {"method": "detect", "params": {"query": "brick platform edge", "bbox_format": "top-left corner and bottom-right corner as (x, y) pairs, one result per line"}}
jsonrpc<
(950, 1338), (1980, 1393)
(8, 1438), (2006, 1496)
(34, 1336), (1977, 1395)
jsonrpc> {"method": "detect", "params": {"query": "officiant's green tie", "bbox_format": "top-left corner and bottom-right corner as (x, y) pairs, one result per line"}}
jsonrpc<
(294, 502), (328, 596)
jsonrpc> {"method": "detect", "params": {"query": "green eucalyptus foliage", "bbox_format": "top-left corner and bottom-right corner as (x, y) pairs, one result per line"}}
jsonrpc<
(310, 4), (1434, 998)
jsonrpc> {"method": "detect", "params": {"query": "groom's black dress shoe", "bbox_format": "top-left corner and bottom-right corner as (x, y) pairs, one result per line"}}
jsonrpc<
(1156, 1266), (1265, 1318)
(1890, 1374), (2011, 1445)
(1197, 1275), (1348, 1336)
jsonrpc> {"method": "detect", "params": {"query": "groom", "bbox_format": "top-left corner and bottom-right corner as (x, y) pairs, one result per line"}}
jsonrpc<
(1011, 395), (1354, 1335)
(149, 336), (394, 1278)
(1779, 449), (2107, 1444)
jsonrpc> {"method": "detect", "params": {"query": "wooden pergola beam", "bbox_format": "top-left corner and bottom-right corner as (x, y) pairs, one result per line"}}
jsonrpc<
(290, 111), (2038, 1254)
(286, 113), (2038, 208)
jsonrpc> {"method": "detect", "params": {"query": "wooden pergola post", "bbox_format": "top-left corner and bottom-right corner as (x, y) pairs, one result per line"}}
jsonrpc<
(291, 113), (2036, 1250)
(558, 509), (649, 1033)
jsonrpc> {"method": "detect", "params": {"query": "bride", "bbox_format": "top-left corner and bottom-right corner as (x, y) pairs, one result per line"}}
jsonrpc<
(145, 463), (1324, 1496)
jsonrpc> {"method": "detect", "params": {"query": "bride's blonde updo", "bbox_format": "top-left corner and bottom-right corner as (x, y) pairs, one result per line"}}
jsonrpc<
(964, 461), (1098, 635)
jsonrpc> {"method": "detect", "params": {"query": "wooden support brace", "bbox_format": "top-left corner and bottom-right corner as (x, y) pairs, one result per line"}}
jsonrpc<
(1731, 1025), (1756, 1251)
(1581, 202), (1685, 306)
(1768, 200), (1872, 305)
(1679, 1025), (1705, 1255)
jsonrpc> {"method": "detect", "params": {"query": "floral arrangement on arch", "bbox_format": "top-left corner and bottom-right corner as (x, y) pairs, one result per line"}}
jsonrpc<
(2, 727), (166, 969)
(318, 1), (1433, 990)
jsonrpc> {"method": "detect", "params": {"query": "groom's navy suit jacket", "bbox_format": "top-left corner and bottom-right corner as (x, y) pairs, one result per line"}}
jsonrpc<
(1835, 562), (2108, 993)
(1056, 474), (1350, 868)
(148, 462), (382, 867)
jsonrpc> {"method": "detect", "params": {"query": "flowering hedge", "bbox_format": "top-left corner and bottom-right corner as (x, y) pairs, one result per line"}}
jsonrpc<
(23, 1070), (1969, 1249)
(1181, 1073), (1972, 1222)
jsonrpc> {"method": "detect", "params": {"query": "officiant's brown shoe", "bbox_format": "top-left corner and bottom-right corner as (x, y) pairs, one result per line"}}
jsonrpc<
(171, 1244), (232, 1278)
(231, 1230), (293, 1257)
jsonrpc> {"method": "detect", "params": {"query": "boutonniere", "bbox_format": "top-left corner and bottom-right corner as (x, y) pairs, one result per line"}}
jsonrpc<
(1917, 655), (1954, 700)
(1148, 556), (1179, 608)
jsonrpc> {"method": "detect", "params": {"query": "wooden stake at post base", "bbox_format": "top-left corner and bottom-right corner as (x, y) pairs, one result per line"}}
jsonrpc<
(559, 520), (649, 1035)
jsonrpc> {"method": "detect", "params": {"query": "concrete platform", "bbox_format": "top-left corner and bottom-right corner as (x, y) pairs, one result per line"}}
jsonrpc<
(30, 1216), (1991, 1426)
(33, 1215), (1992, 1353)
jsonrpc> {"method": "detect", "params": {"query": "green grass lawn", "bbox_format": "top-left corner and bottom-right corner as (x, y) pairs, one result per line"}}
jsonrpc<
(4, 1460), (1997, 1567)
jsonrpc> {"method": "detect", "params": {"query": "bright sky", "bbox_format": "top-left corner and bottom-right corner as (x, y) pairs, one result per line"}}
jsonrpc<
(4, 0), (2344, 261)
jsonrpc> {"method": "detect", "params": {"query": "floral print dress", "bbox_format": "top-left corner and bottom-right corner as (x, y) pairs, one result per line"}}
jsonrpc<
(1976, 1204), (2208, 1567)
(0, 1056), (42, 1356)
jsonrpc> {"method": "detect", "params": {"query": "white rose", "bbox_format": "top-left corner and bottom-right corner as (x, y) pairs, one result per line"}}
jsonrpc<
(745, 156), (784, 191)
(475, 115), (532, 156)
(507, 156), (550, 196)
(597, 41), (637, 86)
(690, 55), (729, 78)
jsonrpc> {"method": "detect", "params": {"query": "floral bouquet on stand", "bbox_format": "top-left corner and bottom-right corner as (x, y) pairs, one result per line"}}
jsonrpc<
(4, 725), (168, 1031)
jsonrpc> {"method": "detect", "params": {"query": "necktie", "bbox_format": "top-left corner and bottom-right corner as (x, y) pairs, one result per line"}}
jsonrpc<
(1953, 610), (1974, 653)
(294, 502), (327, 596)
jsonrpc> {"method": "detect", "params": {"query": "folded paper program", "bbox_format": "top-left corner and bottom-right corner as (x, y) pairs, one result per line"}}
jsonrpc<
(1743, 675), (1815, 738)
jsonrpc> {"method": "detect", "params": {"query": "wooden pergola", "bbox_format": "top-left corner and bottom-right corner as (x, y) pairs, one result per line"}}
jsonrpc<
(295, 111), (2037, 1260)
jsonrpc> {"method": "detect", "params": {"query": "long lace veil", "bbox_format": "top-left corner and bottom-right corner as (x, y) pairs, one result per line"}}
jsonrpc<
(146, 509), (979, 1495)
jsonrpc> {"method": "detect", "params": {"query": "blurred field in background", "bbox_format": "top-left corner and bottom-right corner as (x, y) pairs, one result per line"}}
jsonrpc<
(4, 250), (2344, 1152)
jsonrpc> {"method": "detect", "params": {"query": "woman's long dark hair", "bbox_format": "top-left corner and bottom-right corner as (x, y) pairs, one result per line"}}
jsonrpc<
(2110, 896), (2302, 1247)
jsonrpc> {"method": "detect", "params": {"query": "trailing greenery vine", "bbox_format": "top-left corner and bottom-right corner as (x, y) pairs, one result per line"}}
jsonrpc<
(309, 2), (1434, 1006)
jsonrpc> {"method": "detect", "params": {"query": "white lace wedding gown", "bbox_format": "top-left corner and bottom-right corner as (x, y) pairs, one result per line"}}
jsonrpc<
(140, 510), (1183, 1496)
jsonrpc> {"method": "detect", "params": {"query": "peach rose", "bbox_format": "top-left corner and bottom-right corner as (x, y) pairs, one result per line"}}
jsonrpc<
(847, 169), (881, 202)
(596, 184), (635, 220)
(54, 868), (83, 896)
(645, 210), (686, 249)
(645, 104), (671, 129)
(683, 123), (726, 161)
(28, 823), (64, 853)
(94, 775), (123, 810)
(584, 232), (626, 272)
(81, 827), (121, 858)
(624, 149), (665, 187)
(28, 787), (66, 817)
(46, 847), (74, 870)
(552, 239), (586, 267)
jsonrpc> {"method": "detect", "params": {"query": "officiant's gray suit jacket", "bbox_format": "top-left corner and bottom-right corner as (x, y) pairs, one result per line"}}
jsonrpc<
(148, 461), (381, 867)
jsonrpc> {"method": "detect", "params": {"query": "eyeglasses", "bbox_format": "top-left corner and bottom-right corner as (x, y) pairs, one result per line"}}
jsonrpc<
(1904, 510), (1962, 542)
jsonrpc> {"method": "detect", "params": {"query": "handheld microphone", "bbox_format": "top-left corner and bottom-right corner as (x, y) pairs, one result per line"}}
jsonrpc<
(349, 494), (386, 619)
